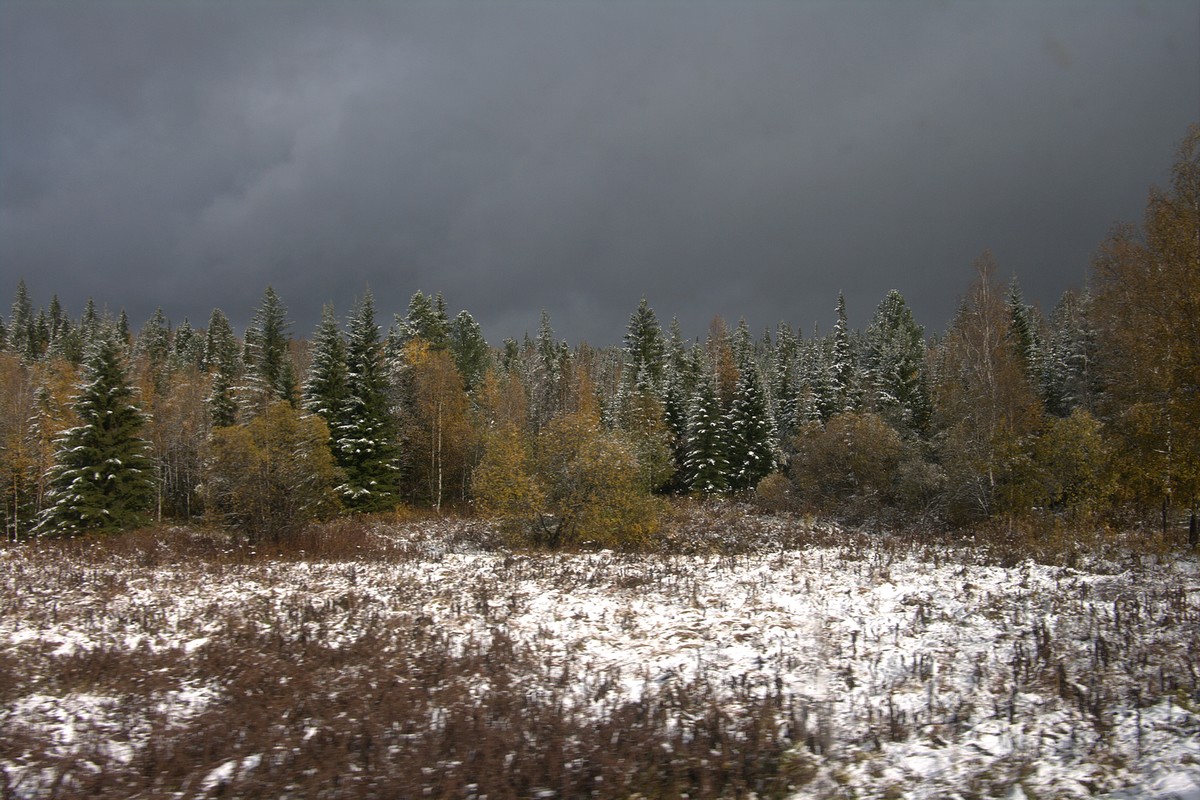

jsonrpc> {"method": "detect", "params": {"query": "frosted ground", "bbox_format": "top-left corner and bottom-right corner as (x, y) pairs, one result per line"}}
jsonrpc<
(2, 511), (1198, 798)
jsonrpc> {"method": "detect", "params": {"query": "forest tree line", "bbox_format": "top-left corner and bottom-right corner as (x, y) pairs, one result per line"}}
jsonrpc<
(2, 126), (1198, 546)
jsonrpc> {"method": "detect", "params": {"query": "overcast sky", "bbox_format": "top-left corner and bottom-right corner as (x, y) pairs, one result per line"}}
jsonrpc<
(2, 1), (1197, 346)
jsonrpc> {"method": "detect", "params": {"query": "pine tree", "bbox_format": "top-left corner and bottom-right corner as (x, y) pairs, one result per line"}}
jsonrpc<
(725, 360), (778, 491)
(1041, 290), (1098, 417)
(661, 317), (691, 441)
(800, 331), (838, 424)
(1007, 278), (1044, 384)
(864, 289), (928, 433)
(732, 318), (755, 373)
(47, 316), (83, 365)
(171, 319), (205, 372)
(528, 310), (563, 430)
(203, 309), (239, 373)
(615, 385), (675, 493)
(771, 322), (801, 443)
(47, 296), (69, 346)
(501, 337), (521, 374)
(623, 298), (666, 394)
(303, 304), (348, 421)
(117, 310), (132, 348)
(337, 291), (399, 511)
(136, 308), (173, 397)
(396, 291), (450, 350)
(37, 330), (155, 535)
(244, 286), (297, 410)
(684, 376), (729, 494)
(204, 308), (242, 428)
(208, 369), (239, 429)
(80, 299), (100, 346)
(448, 310), (490, 391)
(9, 280), (35, 360)
(830, 293), (861, 414)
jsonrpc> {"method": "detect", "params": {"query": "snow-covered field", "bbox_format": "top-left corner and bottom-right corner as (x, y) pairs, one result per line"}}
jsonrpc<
(2, 513), (1198, 798)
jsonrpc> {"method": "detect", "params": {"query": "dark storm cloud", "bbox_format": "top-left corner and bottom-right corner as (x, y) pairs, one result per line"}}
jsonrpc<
(2, 1), (1197, 344)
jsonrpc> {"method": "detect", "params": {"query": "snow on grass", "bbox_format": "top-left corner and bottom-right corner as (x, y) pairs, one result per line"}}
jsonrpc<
(1, 520), (1198, 798)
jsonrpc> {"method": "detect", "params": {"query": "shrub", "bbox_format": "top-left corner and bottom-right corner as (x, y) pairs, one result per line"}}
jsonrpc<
(206, 402), (342, 543)
(753, 472), (797, 514)
(790, 412), (904, 514)
(534, 410), (663, 549)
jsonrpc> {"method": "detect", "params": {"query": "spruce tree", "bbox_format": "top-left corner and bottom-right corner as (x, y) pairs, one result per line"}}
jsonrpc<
(37, 331), (155, 535)
(303, 304), (348, 421)
(244, 286), (297, 409)
(47, 296), (69, 347)
(33, 311), (50, 356)
(1042, 290), (1098, 417)
(528, 310), (563, 429)
(171, 319), (205, 372)
(830, 293), (861, 414)
(1007, 278), (1044, 383)
(771, 322), (800, 443)
(9, 280), (35, 360)
(47, 315), (83, 365)
(136, 308), (173, 396)
(117, 309), (132, 348)
(864, 289), (928, 433)
(80, 299), (100, 345)
(203, 309), (239, 373)
(732, 318), (755, 373)
(800, 332), (838, 423)
(623, 298), (666, 394)
(337, 291), (399, 511)
(396, 291), (450, 349)
(448, 310), (490, 391)
(684, 377), (729, 494)
(661, 317), (691, 441)
(204, 308), (242, 428)
(500, 337), (520, 374)
(725, 360), (778, 491)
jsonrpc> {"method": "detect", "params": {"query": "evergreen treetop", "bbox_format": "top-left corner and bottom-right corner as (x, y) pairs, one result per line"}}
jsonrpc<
(37, 329), (155, 535)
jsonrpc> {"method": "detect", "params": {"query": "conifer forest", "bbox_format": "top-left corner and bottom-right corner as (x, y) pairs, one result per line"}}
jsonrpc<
(1, 131), (1198, 798)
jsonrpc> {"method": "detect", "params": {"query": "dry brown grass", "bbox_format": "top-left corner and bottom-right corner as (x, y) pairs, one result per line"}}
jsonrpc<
(3, 508), (1197, 798)
(0, 519), (814, 799)
(2, 593), (803, 799)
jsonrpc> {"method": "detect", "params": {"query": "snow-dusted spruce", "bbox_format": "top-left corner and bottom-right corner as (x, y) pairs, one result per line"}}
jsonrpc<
(769, 321), (801, 444)
(1041, 289), (1099, 417)
(724, 359), (778, 492)
(798, 328), (838, 424)
(623, 297), (666, 396)
(864, 289), (928, 434)
(335, 291), (399, 512)
(684, 376), (729, 494)
(302, 303), (348, 421)
(829, 291), (862, 414)
(37, 330), (155, 535)
(243, 286), (297, 411)
(7, 279), (36, 361)
(135, 307), (172, 396)
(447, 309), (490, 392)
(1006, 276), (1044, 383)
(660, 316), (691, 441)
(202, 308), (242, 428)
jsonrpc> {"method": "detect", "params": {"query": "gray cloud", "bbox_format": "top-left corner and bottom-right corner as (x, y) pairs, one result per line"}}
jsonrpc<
(2, 1), (1196, 344)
